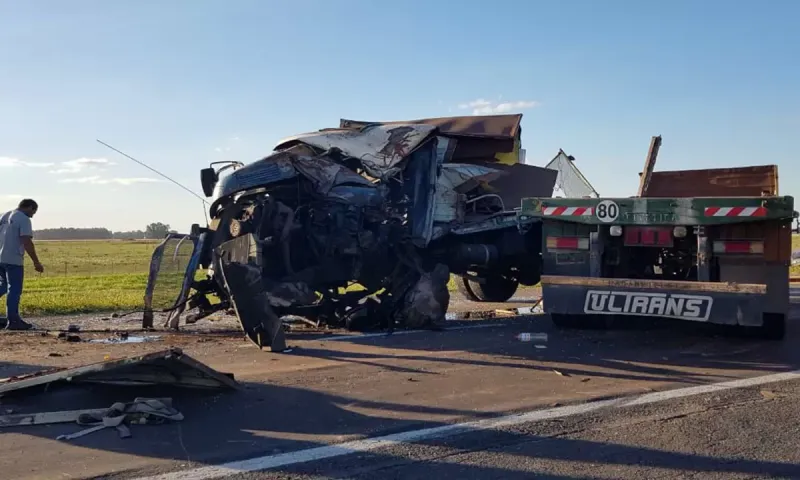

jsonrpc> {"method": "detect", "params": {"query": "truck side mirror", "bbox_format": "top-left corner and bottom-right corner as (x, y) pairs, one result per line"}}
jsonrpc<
(200, 168), (218, 197)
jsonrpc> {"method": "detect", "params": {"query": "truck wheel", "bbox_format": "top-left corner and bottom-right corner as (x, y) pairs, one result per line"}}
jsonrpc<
(458, 275), (519, 302)
(456, 277), (481, 301)
(751, 313), (786, 340)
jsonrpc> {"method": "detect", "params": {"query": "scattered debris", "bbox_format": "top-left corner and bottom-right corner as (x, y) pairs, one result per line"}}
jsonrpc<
(59, 333), (81, 343)
(0, 348), (238, 396)
(552, 369), (569, 377)
(0, 396), (172, 428)
(88, 333), (162, 344)
(581, 378), (591, 383)
(517, 332), (548, 343)
(57, 397), (182, 440)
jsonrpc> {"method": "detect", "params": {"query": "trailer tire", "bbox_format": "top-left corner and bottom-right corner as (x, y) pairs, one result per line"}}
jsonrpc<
(458, 275), (519, 302)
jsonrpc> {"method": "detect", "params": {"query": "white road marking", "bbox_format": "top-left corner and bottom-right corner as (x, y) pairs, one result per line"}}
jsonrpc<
(133, 369), (800, 480)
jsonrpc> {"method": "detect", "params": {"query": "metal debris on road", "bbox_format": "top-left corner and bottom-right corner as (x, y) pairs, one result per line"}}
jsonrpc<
(88, 332), (162, 344)
(0, 396), (173, 428)
(55, 397), (183, 441)
(0, 348), (238, 396)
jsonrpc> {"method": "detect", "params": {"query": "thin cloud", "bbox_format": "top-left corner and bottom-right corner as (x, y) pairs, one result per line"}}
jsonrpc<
(457, 98), (540, 115)
(58, 176), (160, 185)
(0, 156), (55, 168)
(49, 157), (115, 174)
(0, 194), (23, 200)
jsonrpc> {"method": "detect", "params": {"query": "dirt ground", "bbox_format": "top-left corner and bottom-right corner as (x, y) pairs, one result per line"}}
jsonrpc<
(0, 287), (543, 379)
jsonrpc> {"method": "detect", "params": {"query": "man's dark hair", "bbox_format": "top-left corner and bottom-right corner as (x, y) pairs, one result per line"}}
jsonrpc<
(18, 198), (38, 210)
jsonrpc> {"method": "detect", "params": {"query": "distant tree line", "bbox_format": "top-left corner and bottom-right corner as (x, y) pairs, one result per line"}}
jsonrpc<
(35, 222), (176, 240)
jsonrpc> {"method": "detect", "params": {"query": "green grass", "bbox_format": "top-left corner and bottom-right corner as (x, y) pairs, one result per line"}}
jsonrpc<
(2, 239), (160, 317)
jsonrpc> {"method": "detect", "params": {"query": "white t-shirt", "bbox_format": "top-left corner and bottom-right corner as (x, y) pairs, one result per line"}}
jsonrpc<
(0, 209), (33, 266)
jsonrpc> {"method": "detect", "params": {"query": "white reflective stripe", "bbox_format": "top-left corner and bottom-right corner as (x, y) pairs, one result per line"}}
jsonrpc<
(562, 207), (577, 216)
(543, 207), (558, 215)
(740, 207), (758, 216)
(713, 207), (732, 216)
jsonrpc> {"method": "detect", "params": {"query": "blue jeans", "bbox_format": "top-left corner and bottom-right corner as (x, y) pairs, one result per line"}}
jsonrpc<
(0, 263), (24, 321)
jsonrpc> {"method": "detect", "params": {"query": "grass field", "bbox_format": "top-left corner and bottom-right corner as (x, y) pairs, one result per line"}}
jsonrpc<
(3, 239), (160, 317)
(2, 236), (799, 317)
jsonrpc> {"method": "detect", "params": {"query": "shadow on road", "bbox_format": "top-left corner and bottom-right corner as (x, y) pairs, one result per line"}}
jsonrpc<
(304, 306), (800, 387)
(2, 368), (799, 479)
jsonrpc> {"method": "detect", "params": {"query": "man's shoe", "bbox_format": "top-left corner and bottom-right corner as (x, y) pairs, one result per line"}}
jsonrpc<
(5, 319), (33, 331)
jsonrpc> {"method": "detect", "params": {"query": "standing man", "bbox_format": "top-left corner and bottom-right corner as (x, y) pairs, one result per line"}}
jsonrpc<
(0, 198), (44, 330)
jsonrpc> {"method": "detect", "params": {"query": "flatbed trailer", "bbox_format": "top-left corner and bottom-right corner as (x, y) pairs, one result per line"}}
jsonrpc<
(518, 195), (796, 339)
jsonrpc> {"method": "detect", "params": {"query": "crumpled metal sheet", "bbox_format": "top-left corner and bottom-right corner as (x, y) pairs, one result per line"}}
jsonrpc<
(438, 163), (506, 193)
(275, 124), (438, 179)
(291, 154), (375, 195)
(0, 348), (238, 395)
(339, 114), (522, 140)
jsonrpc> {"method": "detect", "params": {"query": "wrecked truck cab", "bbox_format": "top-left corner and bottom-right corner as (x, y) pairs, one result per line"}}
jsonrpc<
(145, 115), (555, 346)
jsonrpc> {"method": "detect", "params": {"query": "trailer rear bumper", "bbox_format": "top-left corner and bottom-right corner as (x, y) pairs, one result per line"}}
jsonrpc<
(540, 275), (771, 327)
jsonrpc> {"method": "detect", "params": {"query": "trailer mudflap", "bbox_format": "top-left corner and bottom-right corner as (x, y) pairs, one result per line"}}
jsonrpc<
(215, 234), (288, 352)
(541, 275), (770, 326)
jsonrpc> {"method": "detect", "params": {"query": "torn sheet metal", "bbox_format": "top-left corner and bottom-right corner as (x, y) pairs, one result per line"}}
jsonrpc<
(275, 124), (438, 179)
(215, 234), (289, 352)
(339, 114), (522, 140)
(0, 348), (238, 396)
(438, 163), (506, 193)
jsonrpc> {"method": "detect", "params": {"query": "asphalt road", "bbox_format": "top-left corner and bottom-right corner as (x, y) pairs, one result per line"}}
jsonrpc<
(1, 288), (800, 480)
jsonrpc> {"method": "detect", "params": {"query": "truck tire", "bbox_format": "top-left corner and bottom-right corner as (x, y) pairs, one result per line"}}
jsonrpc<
(456, 277), (481, 302)
(458, 275), (519, 302)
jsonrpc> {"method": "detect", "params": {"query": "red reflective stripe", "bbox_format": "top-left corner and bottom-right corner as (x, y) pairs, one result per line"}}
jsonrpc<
(704, 206), (769, 217)
(551, 206), (567, 216)
(726, 206), (745, 217)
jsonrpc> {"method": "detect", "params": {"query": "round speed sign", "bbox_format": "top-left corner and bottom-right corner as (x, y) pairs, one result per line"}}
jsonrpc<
(595, 200), (619, 223)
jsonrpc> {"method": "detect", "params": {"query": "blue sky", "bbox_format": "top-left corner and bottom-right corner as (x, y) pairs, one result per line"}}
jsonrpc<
(1, 0), (798, 231)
